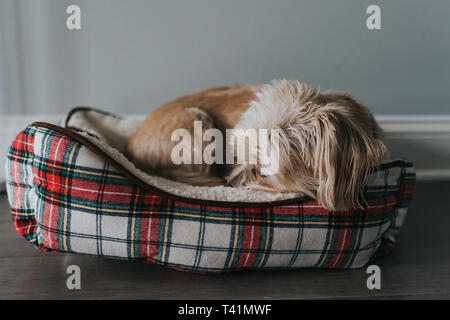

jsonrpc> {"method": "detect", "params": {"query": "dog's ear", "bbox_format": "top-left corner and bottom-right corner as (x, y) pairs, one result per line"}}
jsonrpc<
(313, 110), (386, 211)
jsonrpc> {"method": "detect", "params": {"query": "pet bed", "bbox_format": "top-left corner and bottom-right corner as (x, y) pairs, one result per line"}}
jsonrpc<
(5, 107), (416, 273)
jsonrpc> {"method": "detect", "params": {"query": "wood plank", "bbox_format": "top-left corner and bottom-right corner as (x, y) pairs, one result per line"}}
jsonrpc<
(0, 242), (449, 300)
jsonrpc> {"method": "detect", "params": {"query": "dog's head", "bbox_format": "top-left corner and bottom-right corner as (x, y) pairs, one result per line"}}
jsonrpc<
(226, 80), (386, 211)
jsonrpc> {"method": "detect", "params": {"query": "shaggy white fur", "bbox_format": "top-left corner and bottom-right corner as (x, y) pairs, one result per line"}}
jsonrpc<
(234, 80), (319, 167)
(66, 109), (302, 202)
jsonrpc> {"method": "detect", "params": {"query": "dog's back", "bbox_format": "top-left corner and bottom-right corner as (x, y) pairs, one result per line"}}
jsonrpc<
(126, 84), (259, 185)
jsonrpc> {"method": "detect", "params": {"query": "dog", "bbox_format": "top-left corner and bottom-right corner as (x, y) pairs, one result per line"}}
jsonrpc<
(126, 80), (387, 211)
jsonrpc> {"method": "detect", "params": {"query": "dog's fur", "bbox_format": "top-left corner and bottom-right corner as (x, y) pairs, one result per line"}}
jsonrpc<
(126, 80), (387, 211)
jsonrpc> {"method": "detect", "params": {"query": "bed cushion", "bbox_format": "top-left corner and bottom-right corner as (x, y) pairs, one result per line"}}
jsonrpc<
(5, 109), (416, 273)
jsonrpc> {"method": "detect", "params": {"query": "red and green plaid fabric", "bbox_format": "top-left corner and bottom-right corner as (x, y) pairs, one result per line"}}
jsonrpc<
(5, 124), (415, 273)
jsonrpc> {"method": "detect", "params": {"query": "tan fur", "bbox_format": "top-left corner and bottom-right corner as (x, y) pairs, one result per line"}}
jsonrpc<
(126, 84), (259, 185)
(126, 80), (387, 211)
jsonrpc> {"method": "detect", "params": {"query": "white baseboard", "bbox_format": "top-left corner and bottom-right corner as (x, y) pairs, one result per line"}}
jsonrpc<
(376, 115), (450, 182)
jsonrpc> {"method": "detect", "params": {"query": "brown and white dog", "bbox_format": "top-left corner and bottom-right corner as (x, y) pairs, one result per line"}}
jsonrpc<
(126, 80), (387, 211)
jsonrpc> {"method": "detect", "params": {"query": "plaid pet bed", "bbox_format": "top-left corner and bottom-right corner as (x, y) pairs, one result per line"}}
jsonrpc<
(5, 123), (415, 273)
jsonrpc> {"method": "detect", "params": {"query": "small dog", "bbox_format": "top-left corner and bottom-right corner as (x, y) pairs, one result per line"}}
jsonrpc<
(126, 80), (387, 211)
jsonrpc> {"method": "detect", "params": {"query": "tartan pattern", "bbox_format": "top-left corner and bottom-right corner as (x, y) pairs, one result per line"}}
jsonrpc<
(6, 125), (416, 273)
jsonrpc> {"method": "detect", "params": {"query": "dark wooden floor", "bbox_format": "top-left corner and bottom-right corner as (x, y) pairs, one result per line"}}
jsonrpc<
(1, 182), (450, 300)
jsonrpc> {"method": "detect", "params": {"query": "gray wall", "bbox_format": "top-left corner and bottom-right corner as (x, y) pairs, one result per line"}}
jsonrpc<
(1, 0), (449, 115)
